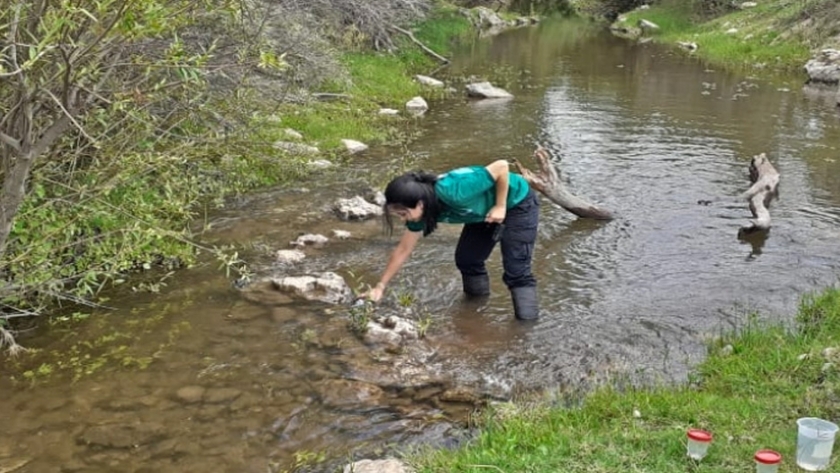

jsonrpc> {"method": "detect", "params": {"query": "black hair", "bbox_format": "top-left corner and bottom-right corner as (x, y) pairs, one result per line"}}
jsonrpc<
(383, 171), (442, 237)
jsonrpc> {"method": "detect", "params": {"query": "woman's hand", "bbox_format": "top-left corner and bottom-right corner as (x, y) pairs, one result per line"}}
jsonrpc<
(361, 282), (385, 302)
(486, 204), (506, 223)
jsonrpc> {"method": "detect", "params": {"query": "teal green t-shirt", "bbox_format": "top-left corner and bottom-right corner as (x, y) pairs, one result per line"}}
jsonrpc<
(406, 166), (529, 232)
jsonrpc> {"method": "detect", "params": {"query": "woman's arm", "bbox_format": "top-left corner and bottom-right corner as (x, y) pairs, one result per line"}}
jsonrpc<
(365, 229), (422, 302)
(485, 159), (510, 223)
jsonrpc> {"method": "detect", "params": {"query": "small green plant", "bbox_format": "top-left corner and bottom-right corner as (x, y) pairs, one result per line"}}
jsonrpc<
(348, 300), (373, 336)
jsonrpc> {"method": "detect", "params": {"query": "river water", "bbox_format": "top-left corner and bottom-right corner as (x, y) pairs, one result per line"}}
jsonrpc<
(3, 18), (840, 473)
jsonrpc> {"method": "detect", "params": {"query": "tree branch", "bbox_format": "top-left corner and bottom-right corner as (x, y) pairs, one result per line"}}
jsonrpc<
(0, 130), (21, 151)
(388, 24), (450, 64)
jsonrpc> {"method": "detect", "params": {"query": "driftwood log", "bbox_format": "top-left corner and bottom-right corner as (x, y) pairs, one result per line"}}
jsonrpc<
(512, 147), (613, 220)
(738, 153), (780, 235)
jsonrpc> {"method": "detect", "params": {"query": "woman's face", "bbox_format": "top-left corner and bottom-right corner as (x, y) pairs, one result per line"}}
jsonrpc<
(388, 201), (424, 222)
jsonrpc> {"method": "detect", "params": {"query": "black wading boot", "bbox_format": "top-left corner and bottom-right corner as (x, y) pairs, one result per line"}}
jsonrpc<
(511, 286), (539, 320)
(462, 274), (490, 298)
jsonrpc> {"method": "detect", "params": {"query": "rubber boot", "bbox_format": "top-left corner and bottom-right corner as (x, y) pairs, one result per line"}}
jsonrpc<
(510, 286), (539, 320)
(462, 274), (490, 298)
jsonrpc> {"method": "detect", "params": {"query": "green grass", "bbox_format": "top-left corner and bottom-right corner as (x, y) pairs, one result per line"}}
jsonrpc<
(275, 6), (473, 151)
(411, 288), (840, 472)
(618, 0), (819, 73)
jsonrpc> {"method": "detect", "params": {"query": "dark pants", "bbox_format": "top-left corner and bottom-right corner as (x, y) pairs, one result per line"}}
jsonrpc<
(454, 191), (539, 289)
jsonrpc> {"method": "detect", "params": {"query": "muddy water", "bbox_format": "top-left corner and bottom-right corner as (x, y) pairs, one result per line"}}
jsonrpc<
(4, 18), (840, 473)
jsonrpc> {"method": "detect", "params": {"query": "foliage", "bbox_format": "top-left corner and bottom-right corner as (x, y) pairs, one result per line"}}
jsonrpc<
(617, 0), (814, 73)
(0, 0), (473, 353)
(411, 287), (840, 472)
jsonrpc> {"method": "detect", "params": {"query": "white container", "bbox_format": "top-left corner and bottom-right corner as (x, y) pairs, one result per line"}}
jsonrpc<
(686, 429), (712, 460)
(754, 449), (781, 473)
(796, 417), (839, 471)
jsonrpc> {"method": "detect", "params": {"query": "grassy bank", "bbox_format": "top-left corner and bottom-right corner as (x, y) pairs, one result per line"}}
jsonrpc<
(612, 0), (840, 74)
(413, 288), (840, 472)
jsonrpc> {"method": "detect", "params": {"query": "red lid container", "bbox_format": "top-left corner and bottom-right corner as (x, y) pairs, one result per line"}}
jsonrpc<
(687, 429), (713, 442)
(754, 450), (782, 465)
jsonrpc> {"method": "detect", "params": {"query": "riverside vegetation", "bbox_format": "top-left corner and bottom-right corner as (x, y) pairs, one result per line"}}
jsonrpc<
(408, 1), (840, 472)
(0, 0), (485, 351)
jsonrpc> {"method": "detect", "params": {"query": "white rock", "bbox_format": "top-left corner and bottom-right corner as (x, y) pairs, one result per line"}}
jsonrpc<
(378, 108), (399, 116)
(465, 81), (513, 99)
(308, 159), (333, 169)
(290, 233), (328, 248)
(331, 229), (352, 240)
(276, 249), (306, 264)
(725, 28), (738, 35)
(415, 75), (444, 87)
(405, 96), (428, 113)
(271, 272), (353, 305)
(638, 19), (659, 31)
(341, 139), (369, 154)
(805, 49), (840, 84)
(739, 1), (758, 8)
(343, 459), (411, 473)
(333, 196), (384, 221)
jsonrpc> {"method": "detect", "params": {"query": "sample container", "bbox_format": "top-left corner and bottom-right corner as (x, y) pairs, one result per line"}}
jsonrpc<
(686, 429), (713, 460)
(754, 449), (781, 473)
(796, 417), (839, 471)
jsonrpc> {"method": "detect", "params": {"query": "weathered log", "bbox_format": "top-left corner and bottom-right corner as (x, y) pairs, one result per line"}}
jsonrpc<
(512, 147), (613, 220)
(738, 153), (779, 236)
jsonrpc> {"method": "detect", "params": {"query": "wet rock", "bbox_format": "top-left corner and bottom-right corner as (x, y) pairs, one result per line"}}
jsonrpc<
(77, 423), (166, 449)
(331, 229), (352, 240)
(149, 438), (201, 459)
(0, 458), (30, 473)
(290, 233), (329, 248)
(204, 387), (242, 404)
(271, 272), (353, 305)
(229, 393), (261, 412)
(276, 249), (306, 264)
(342, 139), (369, 154)
(334, 195), (383, 221)
(466, 82), (513, 99)
(239, 279), (294, 306)
(415, 75), (444, 87)
(343, 459), (412, 473)
(405, 96), (428, 114)
(316, 379), (385, 409)
(805, 49), (840, 84)
(363, 316), (419, 350)
(175, 386), (206, 404)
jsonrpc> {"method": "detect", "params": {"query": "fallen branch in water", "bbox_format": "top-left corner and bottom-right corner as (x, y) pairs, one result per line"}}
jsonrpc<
(738, 153), (779, 236)
(388, 24), (450, 64)
(512, 146), (613, 220)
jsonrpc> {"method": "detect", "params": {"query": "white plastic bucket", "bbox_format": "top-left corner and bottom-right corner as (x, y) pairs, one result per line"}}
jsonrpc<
(796, 417), (839, 471)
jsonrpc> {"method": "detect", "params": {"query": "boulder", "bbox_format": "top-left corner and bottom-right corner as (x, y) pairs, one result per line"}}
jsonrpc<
(474, 6), (506, 28)
(466, 82), (513, 99)
(805, 49), (840, 84)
